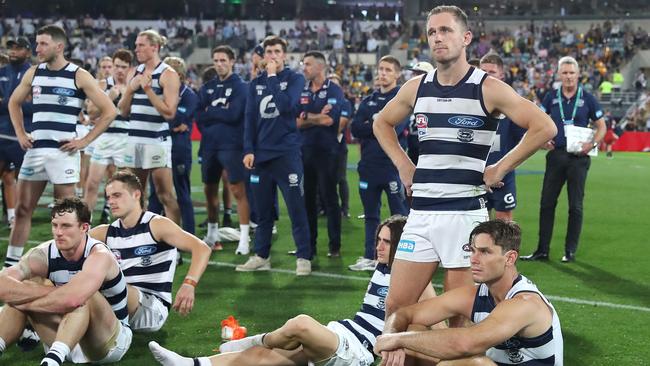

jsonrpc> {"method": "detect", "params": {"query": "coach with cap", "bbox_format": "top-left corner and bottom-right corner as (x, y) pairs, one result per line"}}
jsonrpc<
(0, 36), (33, 228)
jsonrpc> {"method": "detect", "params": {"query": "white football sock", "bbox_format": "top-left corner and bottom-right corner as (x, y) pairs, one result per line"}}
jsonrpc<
(148, 341), (194, 366)
(219, 333), (265, 353)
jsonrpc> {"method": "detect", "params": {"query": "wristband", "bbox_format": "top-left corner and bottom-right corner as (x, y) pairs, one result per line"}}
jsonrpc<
(183, 278), (198, 287)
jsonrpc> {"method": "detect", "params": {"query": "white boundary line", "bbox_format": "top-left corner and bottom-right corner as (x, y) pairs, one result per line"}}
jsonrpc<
(208, 260), (650, 313)
(3, 237), (647, 313)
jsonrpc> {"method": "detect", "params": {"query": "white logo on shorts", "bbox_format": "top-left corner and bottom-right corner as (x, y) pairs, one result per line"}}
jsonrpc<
(389, 181), (399, 194)
(288, 173), (299, 185)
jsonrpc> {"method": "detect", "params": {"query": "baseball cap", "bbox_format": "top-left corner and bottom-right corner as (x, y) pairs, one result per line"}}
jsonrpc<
(253, 43), (264, 58)
(409, 61), (434, 74)
(7, 36), (31, 49)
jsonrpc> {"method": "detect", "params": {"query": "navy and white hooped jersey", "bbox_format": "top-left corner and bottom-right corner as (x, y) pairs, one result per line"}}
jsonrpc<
(411, 67), (500, 211)
(338, 263), (390, 356)
(471, 275), (563, 365)
(45, 236), (129, 326)
(105, 211), (178, 308)
(128, 62), (172, 144)
(105, 76), (130, 134)
(30, 62), (86, 148)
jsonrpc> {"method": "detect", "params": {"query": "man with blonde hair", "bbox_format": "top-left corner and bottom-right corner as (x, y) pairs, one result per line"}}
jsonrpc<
(118, 29), (181, 224)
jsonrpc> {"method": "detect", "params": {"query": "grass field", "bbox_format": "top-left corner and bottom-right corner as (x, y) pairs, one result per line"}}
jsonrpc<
(2, 145), (649, 365)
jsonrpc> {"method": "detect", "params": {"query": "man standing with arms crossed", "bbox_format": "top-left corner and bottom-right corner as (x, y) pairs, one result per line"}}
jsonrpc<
(372, 5), (556, 337)
(4, 25), (116, 268)
(118, 29), (181, 224)
(239, 36), (312, 276)
(197, 45), (251, 254)
(298, 51), (345, 258)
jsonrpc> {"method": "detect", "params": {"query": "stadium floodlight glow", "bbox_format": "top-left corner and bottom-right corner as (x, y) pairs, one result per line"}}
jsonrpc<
(328, 0), (336, 4)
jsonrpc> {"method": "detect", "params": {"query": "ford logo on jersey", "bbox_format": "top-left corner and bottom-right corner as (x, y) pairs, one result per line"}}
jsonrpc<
(448, 115), (484, 128)
(52, 87), (75, 96)
(134, 245), (157, 256)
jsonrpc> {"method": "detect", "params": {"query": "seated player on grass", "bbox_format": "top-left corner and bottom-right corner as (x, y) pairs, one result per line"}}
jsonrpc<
(374, 219), (564, 366)
(149, 214), (438, 366)
(89, 170), (212, 333)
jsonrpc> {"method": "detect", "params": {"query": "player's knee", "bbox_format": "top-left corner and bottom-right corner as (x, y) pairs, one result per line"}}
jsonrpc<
(284, 314), (316, 337)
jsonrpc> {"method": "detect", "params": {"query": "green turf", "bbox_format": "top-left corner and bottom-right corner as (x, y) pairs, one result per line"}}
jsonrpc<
(1, 145), (649, 365)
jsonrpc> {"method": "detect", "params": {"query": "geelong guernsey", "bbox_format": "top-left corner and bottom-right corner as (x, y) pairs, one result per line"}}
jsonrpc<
(128, 62), (172, 144)
(105, 76), (130, 134)
(46, 237), (129, 326)
(31, 62), (86, 148)
(105, 211), (178, 308)
(411, 67), (499, 211)
(338, 263), (390, 356)
(471, 274), (563, 365)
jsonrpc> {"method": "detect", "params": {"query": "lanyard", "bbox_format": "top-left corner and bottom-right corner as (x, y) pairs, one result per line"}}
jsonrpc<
(557, 85), (582, 125)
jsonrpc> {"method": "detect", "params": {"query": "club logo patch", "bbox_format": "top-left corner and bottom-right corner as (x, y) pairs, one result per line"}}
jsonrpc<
(457, 128), (474, 142)
(288, 173), (299, 185)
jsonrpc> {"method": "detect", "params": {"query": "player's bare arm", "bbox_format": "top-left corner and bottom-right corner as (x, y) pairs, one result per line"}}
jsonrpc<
(14, 245), (116, 314)
(150, 215), (211, 316)
(376, 293), (544, 363)
(61, 69), (117, 152)
(117, 67), (138, 117)
(8, 66), (37, 150)
(373, 75), (422, 195)
(144, 68), (180, 120)
(384, 285), (475, 335)
(0, 245), (52, 305)
(482, 77), (557, 187)
(88, 225), (109, 244)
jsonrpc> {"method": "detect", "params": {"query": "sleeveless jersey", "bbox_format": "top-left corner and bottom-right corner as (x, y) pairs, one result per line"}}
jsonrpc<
(46, 236), (129, 326)
(411, 67), (499, 211)
(105, 76), (130, 134)
(128, 62), (171, 144)
(105, 211), (178, 308)
(31, 62), (86, 148)
(338, 263), (390, 355)
(471, 274), (563, 365)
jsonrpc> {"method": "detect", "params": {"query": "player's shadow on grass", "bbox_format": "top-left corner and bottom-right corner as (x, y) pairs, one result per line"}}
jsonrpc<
(548, 260), (650, 306)
(562, 329), (598, 365)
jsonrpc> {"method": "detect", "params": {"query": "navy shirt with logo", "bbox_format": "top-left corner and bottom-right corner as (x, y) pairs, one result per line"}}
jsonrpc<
(196, 73), (247, 151)
(540, 86), (603, 148)
(299, 79), (344, 151)
(351, 86), (409, 171)
(0, 62), (33, 135)
(244, 67), (305, 163)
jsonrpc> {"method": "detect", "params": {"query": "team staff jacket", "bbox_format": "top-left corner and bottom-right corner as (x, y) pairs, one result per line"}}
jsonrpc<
(351, 87), (408, 170)
(169, 84), (199, 160)
(298, 79), (344, 151)
(540, 86), (603, 149)
(0, 61), (33, 135)
(244, 67), (305, 163)
(196, 73), (247, 151)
